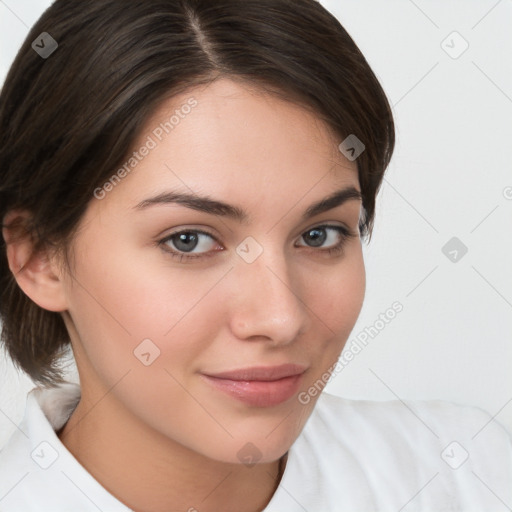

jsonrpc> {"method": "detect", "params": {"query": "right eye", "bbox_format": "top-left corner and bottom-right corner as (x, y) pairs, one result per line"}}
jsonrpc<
(158, 229), (223, 262)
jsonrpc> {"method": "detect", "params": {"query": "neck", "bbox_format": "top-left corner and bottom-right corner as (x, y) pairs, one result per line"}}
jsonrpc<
(57, 393), (285, 512)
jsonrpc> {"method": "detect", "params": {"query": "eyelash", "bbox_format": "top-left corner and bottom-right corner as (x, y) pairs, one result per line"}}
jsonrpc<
(158, 224), (358, 263)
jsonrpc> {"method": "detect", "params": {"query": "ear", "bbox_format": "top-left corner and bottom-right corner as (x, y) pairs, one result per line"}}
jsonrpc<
(2, 209), (68, 312)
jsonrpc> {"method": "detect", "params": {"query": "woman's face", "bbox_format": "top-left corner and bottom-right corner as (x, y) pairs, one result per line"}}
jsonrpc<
(60, 78), (365, 463)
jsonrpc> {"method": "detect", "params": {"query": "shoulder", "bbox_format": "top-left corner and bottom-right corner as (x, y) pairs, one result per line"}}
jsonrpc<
(312, 391), (511, 440)
(0, 383), (131, 512)
(309, 392), (512, 462)
(292, 392), (512, 510)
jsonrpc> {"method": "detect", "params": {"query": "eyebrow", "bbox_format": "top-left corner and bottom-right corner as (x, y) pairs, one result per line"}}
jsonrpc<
(133, 186), (362, 223)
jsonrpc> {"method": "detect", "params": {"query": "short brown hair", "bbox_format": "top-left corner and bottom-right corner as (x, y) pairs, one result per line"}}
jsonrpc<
(0, 0), (395, 386)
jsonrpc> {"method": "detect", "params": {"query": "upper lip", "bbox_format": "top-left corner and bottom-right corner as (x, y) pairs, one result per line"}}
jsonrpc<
(203, 364), (307, 382)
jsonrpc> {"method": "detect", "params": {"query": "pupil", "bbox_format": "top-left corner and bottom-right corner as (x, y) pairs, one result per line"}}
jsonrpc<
(306, 228), (326, 247)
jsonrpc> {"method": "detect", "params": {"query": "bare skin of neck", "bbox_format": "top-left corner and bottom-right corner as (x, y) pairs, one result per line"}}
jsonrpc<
(57, 395), (286, 512)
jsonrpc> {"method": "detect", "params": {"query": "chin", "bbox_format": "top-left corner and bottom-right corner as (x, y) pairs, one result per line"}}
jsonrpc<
(194, 414), (307, 466)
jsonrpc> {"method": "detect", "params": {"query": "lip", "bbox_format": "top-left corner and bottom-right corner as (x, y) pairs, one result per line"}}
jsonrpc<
(202, 364), (307, 407)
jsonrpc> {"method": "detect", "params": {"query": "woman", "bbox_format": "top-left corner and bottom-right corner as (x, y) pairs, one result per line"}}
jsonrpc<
(0, 1), (510, 511)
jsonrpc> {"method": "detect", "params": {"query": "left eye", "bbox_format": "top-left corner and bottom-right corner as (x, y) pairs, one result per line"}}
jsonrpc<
(296, 225), (349, 249)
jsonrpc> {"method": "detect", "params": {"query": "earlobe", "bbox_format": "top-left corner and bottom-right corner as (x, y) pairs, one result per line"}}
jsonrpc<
(2, 210), (68, 313)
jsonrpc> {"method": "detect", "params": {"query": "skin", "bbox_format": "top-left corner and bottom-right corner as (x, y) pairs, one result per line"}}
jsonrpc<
(4, 78), (365, 512)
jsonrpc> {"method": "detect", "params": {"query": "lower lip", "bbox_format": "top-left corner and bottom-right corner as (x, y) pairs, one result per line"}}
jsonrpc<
(202, 374), (303, 407)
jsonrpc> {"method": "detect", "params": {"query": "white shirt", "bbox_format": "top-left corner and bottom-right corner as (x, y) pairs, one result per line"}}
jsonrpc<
(1, 382), (511, 511)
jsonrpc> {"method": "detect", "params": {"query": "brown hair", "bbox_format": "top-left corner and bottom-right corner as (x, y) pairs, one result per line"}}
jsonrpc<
(0, 0), (395, 386)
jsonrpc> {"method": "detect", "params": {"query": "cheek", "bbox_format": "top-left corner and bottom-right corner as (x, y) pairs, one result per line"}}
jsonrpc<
(63, 238), (224, 384)
(303, 245), (366, 365)
(311, 246), (365, 334)
(340, 250), (366, 329)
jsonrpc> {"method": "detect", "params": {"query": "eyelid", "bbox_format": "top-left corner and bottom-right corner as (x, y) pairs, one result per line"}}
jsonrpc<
(159, 227), (221, 248)
(301, 219), (354, 234)
(157, 226), (220, 246)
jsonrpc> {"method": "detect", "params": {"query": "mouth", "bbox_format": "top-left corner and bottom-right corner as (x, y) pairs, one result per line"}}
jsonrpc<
(201, 364), (307, 407)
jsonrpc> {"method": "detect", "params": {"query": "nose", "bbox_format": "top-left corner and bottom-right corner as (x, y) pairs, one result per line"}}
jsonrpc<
(228, 249), (310, 346)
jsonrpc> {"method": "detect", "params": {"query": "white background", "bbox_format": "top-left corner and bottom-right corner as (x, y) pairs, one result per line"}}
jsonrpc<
(1, 0), (511, 449)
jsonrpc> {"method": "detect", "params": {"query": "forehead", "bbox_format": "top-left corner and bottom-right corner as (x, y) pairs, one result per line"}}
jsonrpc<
(95, 78), (359, 215)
